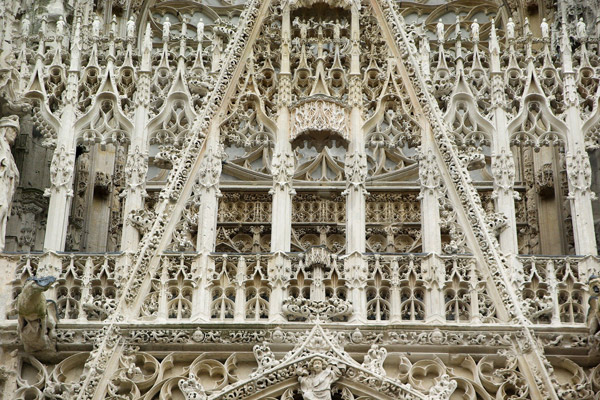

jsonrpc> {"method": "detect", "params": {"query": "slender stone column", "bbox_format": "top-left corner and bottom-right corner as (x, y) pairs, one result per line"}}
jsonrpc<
(43, 22), (81, 251)
(488, 22), (518, 254)
(558, 22), (598, 259)
(270, 4), (294, 254)
(120, 23), (151, 252)
(419, 131), (444, 323)
(193, 128), (224, 322)
(268, 4), (294, 322)
(343, 5), (368, 322)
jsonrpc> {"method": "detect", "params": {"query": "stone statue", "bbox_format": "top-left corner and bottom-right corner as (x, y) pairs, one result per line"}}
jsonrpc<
(127, 16), (136, 39)
(56, 16), (66, 38)
(21, 16), (31, 37)
(541, 18), (549, 39)
(0, 116), (20, 252)
(12, 276), (58, 353)
(92, 15), (101, 38)
(436, 19), (444, 43)
(470, 19), (479, 42)
(163, 16), (171, 41)
(577, 18), (587, 40)
(298, 357), (343, 400)
(506, 17), (515, 40)
(197, 18), (205, 42)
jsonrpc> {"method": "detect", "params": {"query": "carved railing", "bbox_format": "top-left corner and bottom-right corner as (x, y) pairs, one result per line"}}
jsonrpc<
(3, 252), (595, 327)
(5, 253), (125, 323)
(517, 255), (591, 325)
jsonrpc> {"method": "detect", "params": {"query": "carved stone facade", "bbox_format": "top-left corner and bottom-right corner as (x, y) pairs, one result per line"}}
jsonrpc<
(1, 0), (600, 399)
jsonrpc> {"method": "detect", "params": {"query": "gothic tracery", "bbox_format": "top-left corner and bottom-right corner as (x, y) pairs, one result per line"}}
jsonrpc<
(1, 0), (600, 399)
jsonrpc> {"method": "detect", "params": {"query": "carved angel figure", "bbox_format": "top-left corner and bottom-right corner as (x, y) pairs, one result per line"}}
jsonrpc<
(298, 357), (343, 400)
(0, 116), (20, 251)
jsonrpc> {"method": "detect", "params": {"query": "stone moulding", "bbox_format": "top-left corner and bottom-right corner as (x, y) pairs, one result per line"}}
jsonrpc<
(290, 95), (350, 142)
(200, 323), (429, 400)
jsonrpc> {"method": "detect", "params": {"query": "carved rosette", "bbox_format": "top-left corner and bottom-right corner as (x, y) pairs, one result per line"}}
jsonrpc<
(291, 96), (349, 142)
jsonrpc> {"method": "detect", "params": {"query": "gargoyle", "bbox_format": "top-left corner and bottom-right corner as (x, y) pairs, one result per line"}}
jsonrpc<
(588, 276), (600, 354)
(13, 276), (58, 353)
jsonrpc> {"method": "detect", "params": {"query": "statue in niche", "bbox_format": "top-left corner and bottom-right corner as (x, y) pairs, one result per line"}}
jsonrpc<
(0, 116), (20, 251)
(297, 357), (343, 400)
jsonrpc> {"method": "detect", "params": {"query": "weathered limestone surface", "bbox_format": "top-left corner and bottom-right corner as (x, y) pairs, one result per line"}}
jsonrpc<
(1, 0), (600, 399)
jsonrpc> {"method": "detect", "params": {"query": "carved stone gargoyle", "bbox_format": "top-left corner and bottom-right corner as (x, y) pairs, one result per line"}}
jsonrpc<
(13, 276), (58, 353)
(588, 276), (600, 339)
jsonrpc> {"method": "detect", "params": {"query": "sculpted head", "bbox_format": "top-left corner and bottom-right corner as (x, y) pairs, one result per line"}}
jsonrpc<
(0, 116), (20, 146)
(309, 357), (327, 373)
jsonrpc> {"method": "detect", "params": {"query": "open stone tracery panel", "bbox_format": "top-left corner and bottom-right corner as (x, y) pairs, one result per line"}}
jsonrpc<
(292, 192), (346, 253)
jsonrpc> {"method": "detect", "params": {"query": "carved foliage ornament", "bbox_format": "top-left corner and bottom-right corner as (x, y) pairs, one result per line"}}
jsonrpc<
(44, 145), (75, 198)
(566, 150), (596, 199)
(285, 0), (360, 10)
(291, 97), (349, 142)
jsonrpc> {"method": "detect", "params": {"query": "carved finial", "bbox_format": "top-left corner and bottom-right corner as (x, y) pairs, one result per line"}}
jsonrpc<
(454, 16), (461, 39)
(181, 16), (188, 38)
(142, 22), (152, 69)
(70, 18), (82, 68)
(111, 15), (117, 36)
(436, 19), (444, 43)
(40, 15), (47, 37)
(489, 18), (499, 51)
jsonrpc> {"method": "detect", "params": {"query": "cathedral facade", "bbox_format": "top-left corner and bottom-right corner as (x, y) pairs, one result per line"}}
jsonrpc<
(1, 0), (600, 398)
